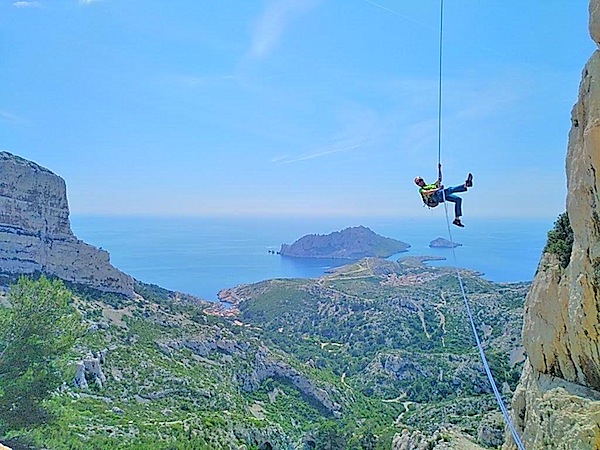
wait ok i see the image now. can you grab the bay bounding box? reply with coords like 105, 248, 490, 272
70, 216, 554, 301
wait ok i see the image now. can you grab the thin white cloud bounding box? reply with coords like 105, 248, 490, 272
248, 0, 319, 61
271, 154, 291, 163
0, 110, 25, 123
364, 0, 432, 30
274, 104, 379, 165
12, 1, 41, 7
276, 140, 364, 165
79, 0, 101, 4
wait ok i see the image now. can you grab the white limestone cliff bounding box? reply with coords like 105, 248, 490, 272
504, 1, 600, 448
0, 152, 133, 296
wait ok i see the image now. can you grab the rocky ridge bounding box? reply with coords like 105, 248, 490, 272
505, 1, 600, 448
0, 152, 133, 296
158, 337, 343, 417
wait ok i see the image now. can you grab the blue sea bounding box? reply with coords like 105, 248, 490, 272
70, 216, 554, 301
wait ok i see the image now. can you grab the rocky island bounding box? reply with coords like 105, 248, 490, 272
279, 225, 410, 259
429, 237, 462, 248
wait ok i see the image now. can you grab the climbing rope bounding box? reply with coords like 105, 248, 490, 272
440, 200, 526, 450
366, 0, 527, 444
435, 1, 525, 449
437, 0, 444, 167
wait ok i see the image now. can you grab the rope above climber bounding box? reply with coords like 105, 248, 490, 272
414, 163, 473, 227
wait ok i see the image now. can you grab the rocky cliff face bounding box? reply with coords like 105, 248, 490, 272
0, 152, 133, 296
504, 2, 600, 448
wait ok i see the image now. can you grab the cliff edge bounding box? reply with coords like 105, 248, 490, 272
0, 152, 133, 297
504, 2, 600, 448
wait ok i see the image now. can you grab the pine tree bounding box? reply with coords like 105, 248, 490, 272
0, 276, 82, 430
545, 212, 574, 268
314, 422, 347, 450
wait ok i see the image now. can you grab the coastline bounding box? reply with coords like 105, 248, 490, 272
70, 216, 551, 300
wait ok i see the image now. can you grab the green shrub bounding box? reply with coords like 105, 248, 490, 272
0, 276, 83, 431
545, 212, 574, 269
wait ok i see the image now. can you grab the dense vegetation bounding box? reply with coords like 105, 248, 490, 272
544, 212, 574, 268
0, 277, 82, 432
235, 258, 527, 447
0, 259, 527, 449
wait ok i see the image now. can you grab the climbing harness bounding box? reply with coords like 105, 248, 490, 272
423, 194, 440, 208
420, 185, 441, 208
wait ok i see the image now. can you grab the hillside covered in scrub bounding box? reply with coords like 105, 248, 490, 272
0, 256, 527, 449
0, 137, 528, 449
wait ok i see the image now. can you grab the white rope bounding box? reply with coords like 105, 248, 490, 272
370, 0, 527, 444
440, 195, 526, 450
434, 0, 524, 445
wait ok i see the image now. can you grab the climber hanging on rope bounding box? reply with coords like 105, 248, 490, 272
414, 164, 473, 227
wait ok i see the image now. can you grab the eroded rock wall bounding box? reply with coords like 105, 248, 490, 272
0, 152, 133, 296
505, 1, 600, 448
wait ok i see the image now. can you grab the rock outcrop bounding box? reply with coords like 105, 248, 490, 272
505, 2, 600, 448
279, 225, 410, 259
392, 428, 486, 450
159, 337, 343, 418
238, 347, 343, 418
0, 152, 133, 296
73, 349, 109, 389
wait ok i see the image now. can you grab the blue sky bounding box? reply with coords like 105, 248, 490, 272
0, 0, 594, 218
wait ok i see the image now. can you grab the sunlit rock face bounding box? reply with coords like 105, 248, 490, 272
504, 1, 600, 448
0, 152, 133, 296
